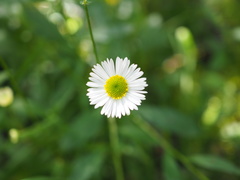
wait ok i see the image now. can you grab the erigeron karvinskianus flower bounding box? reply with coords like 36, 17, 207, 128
86, 57, 148, 118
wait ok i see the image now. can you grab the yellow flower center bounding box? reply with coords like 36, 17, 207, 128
104, 75, 128, 99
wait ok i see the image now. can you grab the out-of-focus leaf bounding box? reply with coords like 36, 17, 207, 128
162, 153, 183, 180
0, 71, 8, 84
190, 154, 240, 175
202, 72, 225, 90
123, 144, 156, 180
47, 78, 76, 113
22, 3, 64, 42
60, 110, 103, 151
4, 145, 32, 170
20, 114, 60, 141
139, 105, 200, 137
122, 143, 154, 165
21, 178, 63, 180
70, 149, 106, 180
120, 118, 156, 147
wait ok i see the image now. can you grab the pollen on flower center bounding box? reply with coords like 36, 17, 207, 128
104, 75, 128, 99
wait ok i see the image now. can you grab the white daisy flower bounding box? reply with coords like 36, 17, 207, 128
86, 57, 148, 118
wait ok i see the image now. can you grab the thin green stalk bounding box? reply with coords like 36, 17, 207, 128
82, 0, 99, 63
132, 116, 209, 180
108, 117, 124, 180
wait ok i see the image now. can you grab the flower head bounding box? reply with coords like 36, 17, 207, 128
86, 57, 148, 118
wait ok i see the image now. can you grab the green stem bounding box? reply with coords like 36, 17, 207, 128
132, 116, 209, 180
82, 0, 99, 63
108, 117, 124, 180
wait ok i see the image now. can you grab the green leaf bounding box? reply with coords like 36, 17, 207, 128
48, 77, 76, 113
20, 114, 60, 141
22, 3, 64, 42
0, 71, 8, 85
190, 154, 240, 175
162, 153, 183, 180
70, 149, 106, 180
21, 178, 63, 180
120, 119, 156, 147
60, 110, 103, 151
139, 105, 200, 137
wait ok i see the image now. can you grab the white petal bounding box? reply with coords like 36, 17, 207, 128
128, 82, 148, 88
101, 58, 115, 77
86, 82, 102, 88
102, 98, 114, 118
128, 91, 146, 100
120, 57, 131, 77
128, 77, 147, 84
95, 95, 109, 108
124, 64, 137, 79
89, 77, 102, 83
90, 94, 108, 105
92, 64, 109, 80
87, 87, 104, 92
134, 90, 148, 94
119, 100, 125, 118
101, 100, 109, 115
121, 97, 131, 115
122, 96, 136, 111
111, 100, 117, 118
87, 91, 106, 100
115, 57, 122, 75
116, 100, 123, 118
90, 72, 105, 82
127, 69, 144, 82
126, 93, 141, 105
128, 100, 138, 111
129, 86, 146, 91
109, 59, 115, 76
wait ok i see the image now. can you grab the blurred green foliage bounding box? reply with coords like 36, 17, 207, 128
0, 0, 240, 180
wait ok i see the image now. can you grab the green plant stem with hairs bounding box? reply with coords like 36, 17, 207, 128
132, 115, 209, 180
82, 1, 124, 180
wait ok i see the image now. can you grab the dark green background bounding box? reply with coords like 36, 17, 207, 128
0, 0, 240, 179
